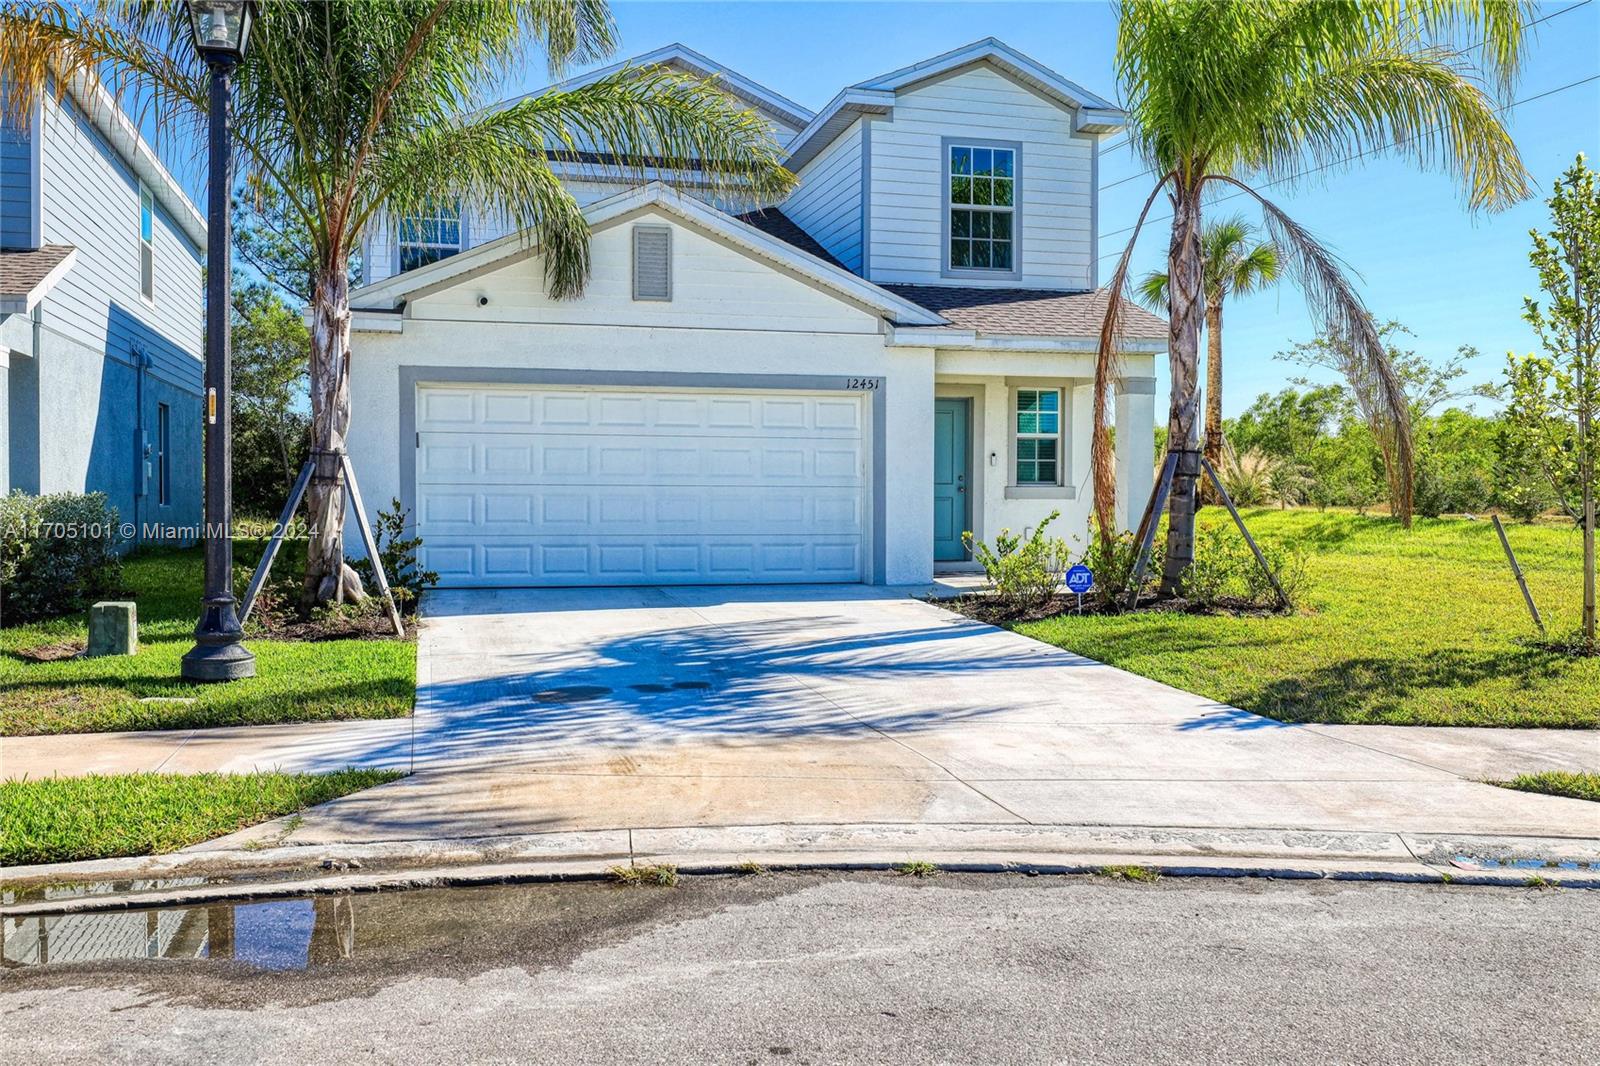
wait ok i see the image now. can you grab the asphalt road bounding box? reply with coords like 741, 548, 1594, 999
3, 873, 1596, 1064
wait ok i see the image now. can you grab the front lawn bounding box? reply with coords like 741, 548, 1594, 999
0, 770, 403, 865
1, 546, 416, 736
1013, 509, 1600, 728
1496, 771, 1600, 803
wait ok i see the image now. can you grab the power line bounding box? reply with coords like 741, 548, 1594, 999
1095, 69, 1600, 261
1094, 0, 1596, 196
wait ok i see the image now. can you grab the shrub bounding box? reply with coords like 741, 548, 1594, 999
1081, 519, 1163, 609
1217, 445, 1273, 507
0, 492, 124, 625
963, 511, 1072, 610
350, 498, 438, 612
1178, 524, 1305, 609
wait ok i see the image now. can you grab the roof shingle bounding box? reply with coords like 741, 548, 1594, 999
735, 208, 849, 271
0, 244, 77, 301
882, 284, 1168, 340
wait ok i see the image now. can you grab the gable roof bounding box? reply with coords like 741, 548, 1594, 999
490, 43, 815, 135
785, 37, 1126, 171
350, 182, 947, 327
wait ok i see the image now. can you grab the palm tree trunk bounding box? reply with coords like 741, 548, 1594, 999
301, 257, 366, 611
1160, 181, 1205, 595
1201, 299, 1225, 505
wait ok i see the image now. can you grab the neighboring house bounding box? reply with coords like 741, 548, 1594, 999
348, 39, 1165, 588
1, 75, 205, 543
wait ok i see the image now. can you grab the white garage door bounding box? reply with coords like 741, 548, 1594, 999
414, 383, 867, 587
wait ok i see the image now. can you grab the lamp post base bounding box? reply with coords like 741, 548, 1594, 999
181, 598, 256, 682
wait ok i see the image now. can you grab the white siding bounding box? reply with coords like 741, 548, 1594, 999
782, 117, 863, 271
406, 208, 884, 336
867, 65, 1094, 290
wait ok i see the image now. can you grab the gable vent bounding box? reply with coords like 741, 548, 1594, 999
632, 225, 672, 301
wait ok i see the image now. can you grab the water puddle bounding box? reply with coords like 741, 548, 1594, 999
1449, 855, 1595, 873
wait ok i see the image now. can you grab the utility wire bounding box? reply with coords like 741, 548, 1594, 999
1095, 0, 1596, 195
1095, 69, 1600, 261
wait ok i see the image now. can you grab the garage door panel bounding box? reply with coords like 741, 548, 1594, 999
418, 536, 863, 587
415, 486, 863, 536
416, 437, 864, 485
416, 384, 866, 587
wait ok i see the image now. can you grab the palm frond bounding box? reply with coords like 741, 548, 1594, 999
1093, 172, 1175, 546
1208, 174, 1414, 523
1134, 270, 1169, 313
1243, 45, 1532, 211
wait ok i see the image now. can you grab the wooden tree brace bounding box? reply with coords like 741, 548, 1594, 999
239, 452, 405, 637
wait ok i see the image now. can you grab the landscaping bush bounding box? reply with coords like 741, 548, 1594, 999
0, 491, 124, 625
1081, 519, 1162, 610
350, 498, 438, 612
1178, 524, 1305, 609
963, 510, 1072, 611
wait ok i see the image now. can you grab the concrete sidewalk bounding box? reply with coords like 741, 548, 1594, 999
4, 585, 1595, 869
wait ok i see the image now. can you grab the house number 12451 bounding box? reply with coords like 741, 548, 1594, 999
846, 378, 881, 390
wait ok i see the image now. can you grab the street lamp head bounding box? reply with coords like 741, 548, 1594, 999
186, 0, 256, 64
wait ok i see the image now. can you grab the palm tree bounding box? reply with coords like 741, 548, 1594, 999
1092, 0, 1531, 594
1135, 215, 1279, 496
1, 1, 794, 607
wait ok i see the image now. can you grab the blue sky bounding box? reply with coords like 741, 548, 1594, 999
558, 0, 1600, 417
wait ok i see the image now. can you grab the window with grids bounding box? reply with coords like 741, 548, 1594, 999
398, 203, 462, 272
139, 184, 155, 302
1015, 388, 1060, 484
948, 144, 1015, 272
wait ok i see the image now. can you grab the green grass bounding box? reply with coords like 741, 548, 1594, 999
609, 862, 680, 887
1097, 864, 1163, 883
893, 860, 939, 878
1, 546, 416, 736
1014, 510, 1600, 728
0, 769, 403, 865
1496, 771, 1600, 803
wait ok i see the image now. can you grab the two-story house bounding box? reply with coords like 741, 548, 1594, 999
1, 73, 206, 543
345, 39, 1165, 588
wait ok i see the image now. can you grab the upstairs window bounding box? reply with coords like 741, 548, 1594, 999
1014, 388, 1060, 485
947, 144, 1016, 274
139, 184, 155, 302
398, 203, 462, 272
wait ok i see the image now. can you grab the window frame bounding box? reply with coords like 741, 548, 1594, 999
1012, 386, 1062, 487
941, 137, 1022, 281
138, 182, 156, 304
395, 202, 466, 274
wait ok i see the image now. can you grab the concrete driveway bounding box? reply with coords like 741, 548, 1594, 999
178, 583, 1596, 846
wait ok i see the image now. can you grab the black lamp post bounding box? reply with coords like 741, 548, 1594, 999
181, 0, 257, 682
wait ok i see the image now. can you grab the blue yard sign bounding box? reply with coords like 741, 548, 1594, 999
1064, 565, 1094, 595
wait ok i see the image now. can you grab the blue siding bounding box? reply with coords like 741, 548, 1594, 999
39, 87, 203, 394
0, 89, 32, 248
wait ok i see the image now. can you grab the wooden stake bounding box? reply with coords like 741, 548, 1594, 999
1491, 513, 1546, 634
341, 453, 406, 638
240, 460, 312, 624
1199, 455, 1289, 611
1125, 451, 1178, 608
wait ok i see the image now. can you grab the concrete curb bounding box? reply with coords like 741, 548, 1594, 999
6, 822, 1597, 915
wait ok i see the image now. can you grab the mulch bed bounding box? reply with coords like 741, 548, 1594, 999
941, 591, 1288, 625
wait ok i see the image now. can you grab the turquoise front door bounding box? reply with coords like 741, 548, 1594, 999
933, 398, 971, 562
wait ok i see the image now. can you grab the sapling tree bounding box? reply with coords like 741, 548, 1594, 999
1504, 154, 1600, 643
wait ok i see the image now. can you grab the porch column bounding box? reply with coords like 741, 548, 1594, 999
1114, 376, 1157, 532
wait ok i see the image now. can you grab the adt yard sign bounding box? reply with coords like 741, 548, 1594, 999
1065, 565, 1094, 595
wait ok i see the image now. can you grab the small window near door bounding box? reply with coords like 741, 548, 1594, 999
1015, 388, 1060, 484
157, 402, 171, 506
139, 184, 156, 302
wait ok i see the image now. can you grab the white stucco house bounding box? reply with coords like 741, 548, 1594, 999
345, 39, 1165, 588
